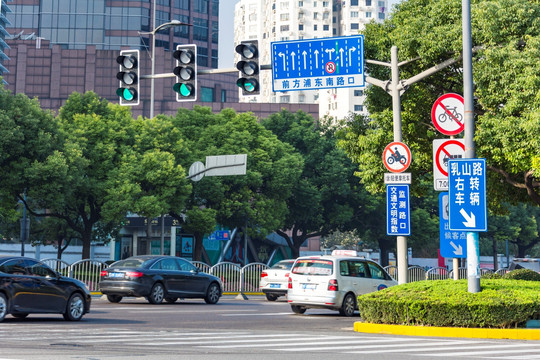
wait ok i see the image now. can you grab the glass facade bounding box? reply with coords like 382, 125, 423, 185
0, 0, 12, 82
7, 0, 218, 68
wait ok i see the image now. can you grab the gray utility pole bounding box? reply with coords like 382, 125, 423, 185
365, 47, 472, 285
462, 0, 480, 293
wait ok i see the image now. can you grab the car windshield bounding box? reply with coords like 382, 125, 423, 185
111, 258, 146, 268
292, 259, 333, 275
271, 260, 294, 270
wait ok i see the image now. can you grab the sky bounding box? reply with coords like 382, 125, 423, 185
218, 0, 402, 68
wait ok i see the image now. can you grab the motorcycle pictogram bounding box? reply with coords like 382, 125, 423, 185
387, 147, 407, 165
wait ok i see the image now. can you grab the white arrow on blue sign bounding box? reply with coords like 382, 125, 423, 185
448, 158, 487, 232
386, 184, 410, 236
271, 35, 364, 92
439, 193, 467, 258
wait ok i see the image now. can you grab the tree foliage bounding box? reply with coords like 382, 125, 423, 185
338, 0, 540, 209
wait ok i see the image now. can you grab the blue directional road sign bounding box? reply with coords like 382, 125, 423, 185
439, 193, 467, 258
386, 184, 410, 236
271, 35, 364, 92
448, 158, 487, 232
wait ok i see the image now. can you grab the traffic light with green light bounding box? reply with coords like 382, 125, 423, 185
116, 50, 139, 106
235, 40, 260, 95
173, 44, 197, 101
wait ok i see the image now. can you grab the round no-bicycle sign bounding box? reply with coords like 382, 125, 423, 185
431, 93, 465, 136
383, 142, 411, 173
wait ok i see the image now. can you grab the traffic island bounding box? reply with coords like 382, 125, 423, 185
354, 322, 540, 340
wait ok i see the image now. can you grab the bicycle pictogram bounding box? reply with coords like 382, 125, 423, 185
438, 106, 463, 123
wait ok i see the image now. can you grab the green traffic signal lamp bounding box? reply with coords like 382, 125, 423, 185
116, 50, 140, 106
235, 40, 260, 96
173, 44, 197, 102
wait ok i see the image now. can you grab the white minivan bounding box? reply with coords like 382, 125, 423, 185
287, 250, 397, 316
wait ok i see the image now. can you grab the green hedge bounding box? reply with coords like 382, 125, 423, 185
357, 279, 540, 328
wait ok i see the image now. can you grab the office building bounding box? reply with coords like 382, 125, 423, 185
0, 0, 12, 83
234, 0, 388, 120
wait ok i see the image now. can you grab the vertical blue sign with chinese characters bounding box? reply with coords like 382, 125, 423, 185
448, 159, 487, 232
439, 193, 467, 258
386, 184, 410, 236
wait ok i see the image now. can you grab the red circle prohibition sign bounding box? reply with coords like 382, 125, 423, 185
431, 93, 465, 136
325, 61, 336, 74
383, 142, 411, 173
435, 139, 465, 176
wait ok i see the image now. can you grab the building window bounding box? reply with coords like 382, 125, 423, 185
249, 13, 257, 21
366, 0, 372, 6
354, 89, 364, 96
378, 12, 385, 20
323, 1, 330, 7
314, 24, 318, 31
378, 1, 385, 7
354, 105, 364, 111
351, 24, 359, 30
351, 11, 359, 18
280, 13, 289, 21
221, 90, 227, 102
299, 95, 305, 102
201, 87, 214, 102
193, 17, 209, 41
175, 0, 190, 10
299, 1, 303, 7
280, 25, 289, 32
351, 0, 359, 5
280, 95, 290, 103
323, 24, 329, 31
299, 24, 304, 31
194, 0, 208, 13
313, 12, 318, 19
366, 12, 372, 18
280, 2, 289, 9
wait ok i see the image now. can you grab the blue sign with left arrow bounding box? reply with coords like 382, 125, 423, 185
271, 35, 364, 92
448, 158, 487, 232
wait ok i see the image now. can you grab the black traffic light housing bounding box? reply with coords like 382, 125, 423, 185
173, 44, 197, 102
116, 50, 139, 106
235, 40, 260, 95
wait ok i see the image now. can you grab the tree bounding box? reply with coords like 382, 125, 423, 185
21, 92, 137, 258
261, 110, 376, 259
337, 0, 540, 258
339, 0, 540, 207
171, 107, 303, 261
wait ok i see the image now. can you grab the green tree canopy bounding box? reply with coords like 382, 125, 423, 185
339, 0, 540, 209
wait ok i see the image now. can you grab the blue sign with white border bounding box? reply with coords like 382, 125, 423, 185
439, 193, 467, 258
386, 184, 410, 236
271, 35, 364, 92
448, 158, 487, 232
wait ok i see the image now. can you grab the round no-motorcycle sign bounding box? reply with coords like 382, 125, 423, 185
431, 93, 465, 136
383, 142, 411, 173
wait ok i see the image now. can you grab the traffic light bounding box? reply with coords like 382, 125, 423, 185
235, 40, 260, 95
116, 50, 139, 106
173, 44, 197, 101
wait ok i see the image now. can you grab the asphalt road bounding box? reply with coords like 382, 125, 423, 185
0, 295, 538, 360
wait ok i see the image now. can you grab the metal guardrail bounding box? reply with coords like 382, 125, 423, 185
38, 258, 511, 295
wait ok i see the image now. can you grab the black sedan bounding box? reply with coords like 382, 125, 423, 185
0, 256, 91, 322
99, 255, 222, 305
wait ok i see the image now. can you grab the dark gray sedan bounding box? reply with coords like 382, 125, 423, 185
99, 255, 222, 305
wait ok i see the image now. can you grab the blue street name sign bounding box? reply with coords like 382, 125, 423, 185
271, 35, 364, 92
448, 158, 487, 232
386, 184, 410, 236
439, 193, 467, 258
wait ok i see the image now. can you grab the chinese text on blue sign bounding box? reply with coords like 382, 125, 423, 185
386, 184, 410, 236
271, 35, 364, 92
448, 159, 487, 232
439, 193, 467, 258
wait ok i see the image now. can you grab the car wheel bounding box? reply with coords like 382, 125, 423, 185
339, 293, 356, 317
107, 295, 123, 303
148, 283, 165, 304
165, 297, 178, 304
12, 313, 29, 319
63, 293, 85, 321
204, 282, 221, 304
291, 305, 306, 314
265, 293, 278, 301
0, 293, 7, 322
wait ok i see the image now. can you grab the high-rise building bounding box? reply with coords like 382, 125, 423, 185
0, 0, 12, 84
7, 0, 220, 67
234, 0, 388, 120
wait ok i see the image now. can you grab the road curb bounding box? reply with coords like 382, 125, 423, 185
354, 322, 540, 340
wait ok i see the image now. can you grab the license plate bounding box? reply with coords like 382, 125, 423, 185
109, 272, 124, 278
301, 283, 317, 290
269, 283, 281, 288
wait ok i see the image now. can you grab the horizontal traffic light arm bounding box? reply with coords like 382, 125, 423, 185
139, 64, 272, 79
